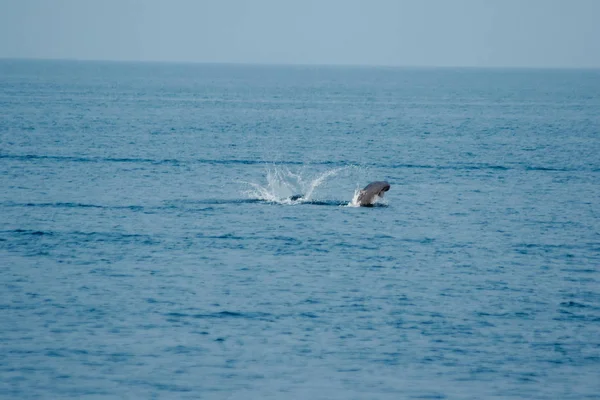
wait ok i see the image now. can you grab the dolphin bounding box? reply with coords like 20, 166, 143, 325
286, 181, 390, 206
356, 181, 390, 206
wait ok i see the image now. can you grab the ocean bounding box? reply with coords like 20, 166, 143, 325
1, 59, 599, 399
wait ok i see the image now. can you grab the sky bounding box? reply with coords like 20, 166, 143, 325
1, 0, 599, 68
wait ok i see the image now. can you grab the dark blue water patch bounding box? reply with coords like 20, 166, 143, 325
410, 393, 448, 399
203, 233, 246, 240
525, 166, 572, 172
146, 298, 177, 305
0, 201, 146, 212
0, 229, 161, 251
555, 310, 600, 322
271, 235, 303, 245
560, 301, 595, 309
299, 312, 319, 319
165, 311, 274, 321
514, 242, 598, 256
4, 152, 599, 172
399, 237, 436, 244
398, 162, 510, 171
2, 228, 55, 236
163, 345, 206, 355
0, 153, 307, 166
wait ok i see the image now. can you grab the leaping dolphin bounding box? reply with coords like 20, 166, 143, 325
356, 181, 390, 206
287, 181, 390, 206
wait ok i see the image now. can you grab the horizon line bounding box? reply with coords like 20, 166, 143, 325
1, 56, 600, 71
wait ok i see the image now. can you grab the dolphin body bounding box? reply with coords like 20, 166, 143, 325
286, 181, 390, 206
356, 181, 390, 206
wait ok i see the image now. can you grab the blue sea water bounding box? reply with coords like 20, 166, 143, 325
1, 59, 599, 399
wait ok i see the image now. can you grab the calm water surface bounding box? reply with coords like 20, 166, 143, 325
1, 60, 599, 399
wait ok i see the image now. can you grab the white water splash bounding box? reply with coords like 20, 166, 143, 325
347, 186, 389, 207
348, 187, 362, 207
243, 165, 347, 204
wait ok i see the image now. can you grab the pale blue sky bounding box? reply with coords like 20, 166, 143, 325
1, 0, 599, 67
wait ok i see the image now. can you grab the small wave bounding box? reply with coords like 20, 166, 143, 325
560, 301, 591, 309
165, 311, 273, 320
1, 229, 157, 244
1, 201, 136, 210
525, 166, 570, 172
6, 229, 52, 236
4, 153, 596, 172
0, 202, 150, 214
0, 153, 327, 167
